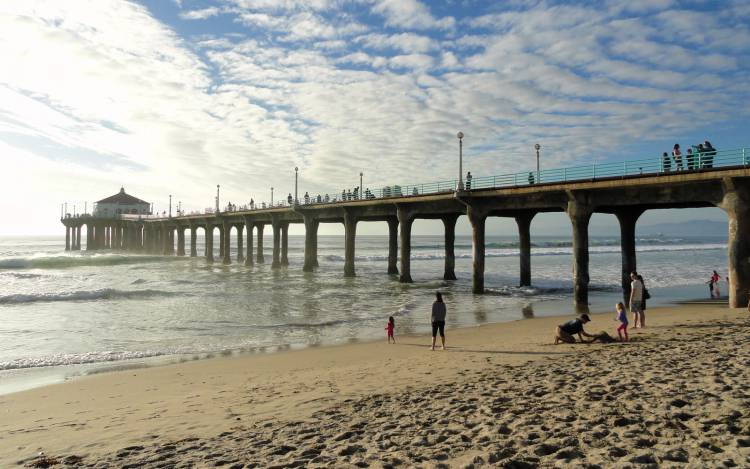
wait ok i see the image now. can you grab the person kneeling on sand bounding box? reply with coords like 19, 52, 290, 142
554, 314, 597, 344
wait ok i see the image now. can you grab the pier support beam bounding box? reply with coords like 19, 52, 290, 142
720, 179, 750, 308
75, 225, 82, 250
244, 218, 253, 266
161, 225, 169, 255
467, 206, 487, 294
567, 199, 593, 313
65, 226, 71, 251
515, 212, 536, 287
256, 224, 265, 264
237, 224, 244, 263
189, 225, 197, 257
344, 210, 358, 277
387, 217, 399, 275
281, 222, 289, 266
177, 227, 186, 256
218, 226, 225, 260
86, 224, 92, 251
397, 206, 414, 283
615, 209, 644, 307
303, 215, 319, 272
271, 219, 281, 268
222, 222, 231, 265
442, 214, 459, 280
205, 224, 214, 263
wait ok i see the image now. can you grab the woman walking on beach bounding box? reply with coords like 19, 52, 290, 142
711, 270, 721, 298
385, 316, 395, 344
431, 291, 447, 351
615, 302, 628, 342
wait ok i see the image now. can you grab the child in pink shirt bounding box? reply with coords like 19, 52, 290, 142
385, 316, 395, 344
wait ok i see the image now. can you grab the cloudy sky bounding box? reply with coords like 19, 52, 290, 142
1, 0, 748, 236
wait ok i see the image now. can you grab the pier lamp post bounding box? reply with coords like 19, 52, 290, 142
535, 143, 541, 184
457, 131, 464, 191
169, 195, 172, 218
294, 166, 299, 205
73, 204, 76, 217
84, 202, 87, 215
271, 187, 274, 206
360, 172, 363, 199
178, 201, 181, 215
216, 185, 220, 213
60, 203, 63, 219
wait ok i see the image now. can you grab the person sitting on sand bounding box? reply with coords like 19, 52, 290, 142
554, 314, 597, 344
615, 302, 628, 342
431, 291, 447, 351
385, 316, 395, 344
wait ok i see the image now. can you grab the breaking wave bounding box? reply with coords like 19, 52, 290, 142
0, 288, 181, 305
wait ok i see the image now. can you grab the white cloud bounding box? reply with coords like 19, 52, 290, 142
371, 0, 455, 30
357, 32, 436, 53
180, 7, 220, 20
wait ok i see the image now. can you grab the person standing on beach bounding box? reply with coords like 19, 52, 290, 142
615, 302, 628, 342
630, 271, 645, 328
385, 316, 395, 344
711, 270, 721, 298
431, 291, 447, 351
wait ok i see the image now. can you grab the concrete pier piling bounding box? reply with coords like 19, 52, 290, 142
515, 212, 535, 287
222, 222, 231, 265
303, 215, 319, 272
237, 224, 244, 263
567, 199, 593, 313
244, 218, 254, 266
721, 179, 750, 308
615, 208, 643, 306
467, 206, 486, 294
271, 220, 281, 268
397, 206, 413, 283
344, 210, 357, 277
281, 222, 289, 266
190, 225, 197, 257
256, 223, 265, 264
387, 217, 399, 275
442, 214, 458, 281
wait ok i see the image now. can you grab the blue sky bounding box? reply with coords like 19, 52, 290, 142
0, 0, 748, 235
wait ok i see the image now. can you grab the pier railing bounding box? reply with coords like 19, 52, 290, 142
115, 146, 747, 220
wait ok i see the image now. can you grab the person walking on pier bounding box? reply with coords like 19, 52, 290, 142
287, 193, 293, 205
431, 291, 447, 351
630, 271, 645, 328
686, 148, 695, 170
662, 152, 671, 173
466, 171, 472, 190
703, 141, 716, 168
672, 144, 683, 171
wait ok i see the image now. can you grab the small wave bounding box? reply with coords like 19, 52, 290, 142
131, 278, 147, 284
0, 254, 179, 270
0, 350, 169, 371
0, 288, 181, 305
0, 272, 43, 279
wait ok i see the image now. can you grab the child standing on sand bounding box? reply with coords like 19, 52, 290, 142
385, 316, 395, 344
615, 302, 628, 342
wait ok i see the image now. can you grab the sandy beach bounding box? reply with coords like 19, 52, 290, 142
3, 304, 749, 468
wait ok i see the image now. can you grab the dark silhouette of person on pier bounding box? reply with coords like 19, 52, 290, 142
703, 141, 716, 168
662, 152, 671, 172
672, 144, 682, 170
287, 193, 293, 205
465, 171, 472, 190
304, 192, 310, 204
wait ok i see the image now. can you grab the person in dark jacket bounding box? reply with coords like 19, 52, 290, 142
431, 291, 447, 351
554, 314, 596, 344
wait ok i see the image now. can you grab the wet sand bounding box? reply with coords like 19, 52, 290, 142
3, 305, 749, 467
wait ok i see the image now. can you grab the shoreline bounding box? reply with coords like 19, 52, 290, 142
2, 304, 746, 466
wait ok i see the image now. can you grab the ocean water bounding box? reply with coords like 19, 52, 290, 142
0, 234, 728, 394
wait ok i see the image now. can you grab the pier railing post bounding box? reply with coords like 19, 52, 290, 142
397, 205, 414, 283
615, 208, 645, 307
442, 214, 459, 280
566, 197, 594, 313
344, 209, 358, 277
720, 178, 750, 308
387, 217, 399, 275
515, 211, 536, 287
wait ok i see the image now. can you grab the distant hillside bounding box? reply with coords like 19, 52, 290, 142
638, 219, 727, 237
